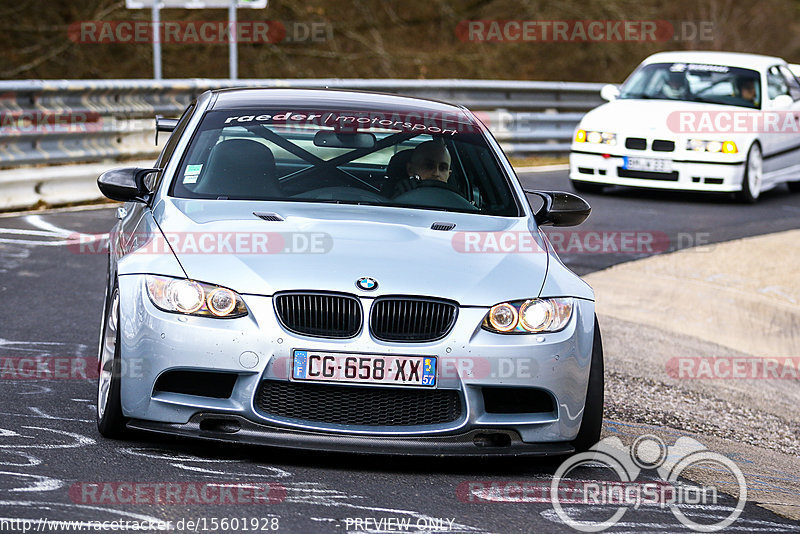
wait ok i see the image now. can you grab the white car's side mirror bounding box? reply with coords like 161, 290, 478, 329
771, 94, 794, 109
600, 84, 620, 102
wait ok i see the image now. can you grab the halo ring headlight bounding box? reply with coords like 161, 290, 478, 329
519, 299, 554, 332
169, 280, 204, 314
488, 303, 518, 332
207, 288, 237, 317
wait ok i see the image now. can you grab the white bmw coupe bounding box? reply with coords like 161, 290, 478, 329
570, 51, 800, 202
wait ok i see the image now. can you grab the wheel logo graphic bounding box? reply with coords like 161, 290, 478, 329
550, 434, 747, 532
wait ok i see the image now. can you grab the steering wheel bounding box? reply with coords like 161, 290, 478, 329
393, 181, 478, 211
291, 186, 388, 203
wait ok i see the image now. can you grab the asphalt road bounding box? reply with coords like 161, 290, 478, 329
0, 171, 798, 533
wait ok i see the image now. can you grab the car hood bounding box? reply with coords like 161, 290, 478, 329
581, 99, 755, 138
152, 198, 551, 306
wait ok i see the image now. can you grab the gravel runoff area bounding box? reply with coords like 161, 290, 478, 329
587, 230, 800, 520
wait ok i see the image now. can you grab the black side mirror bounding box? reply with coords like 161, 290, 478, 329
97, 167, 160, 203
524, 190, 591, 227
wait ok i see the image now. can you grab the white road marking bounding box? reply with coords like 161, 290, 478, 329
24, 215, 76, 237
169, 463, 292, 479
0, 204, 115, 219
0, 215, 107, 247
515, 164, 570, 173
0, 451, 41, 467
0, 470, 64, 493
17, 384, 53, 395
0, 427, 95, 449
0, 411, 92, 423
0, 501, 165, 523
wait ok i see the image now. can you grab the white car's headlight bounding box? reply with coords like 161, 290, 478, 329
575, 129, 616, 146
686, 139, 738, 153
483, 298, 573, 334
145, 275, 248, 318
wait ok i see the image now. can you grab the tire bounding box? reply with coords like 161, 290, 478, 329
736, 144, 763, 203
571, 316, 604, 453
787, 181, 800, 193
571, 180, 605, 194
96, 285, 128, 438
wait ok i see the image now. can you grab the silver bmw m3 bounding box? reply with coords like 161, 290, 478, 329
95, 88, 603, 456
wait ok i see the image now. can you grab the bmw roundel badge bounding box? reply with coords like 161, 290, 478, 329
356, 277, 378, 291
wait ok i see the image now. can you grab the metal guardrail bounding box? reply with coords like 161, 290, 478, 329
0, 78, 604, 209
0, 78, 603, 166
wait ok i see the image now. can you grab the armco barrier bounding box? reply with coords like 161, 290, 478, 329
0, 79, 604, 209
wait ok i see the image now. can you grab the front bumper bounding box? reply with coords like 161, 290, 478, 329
117, 274, 596, 453
569, 149, 746, 192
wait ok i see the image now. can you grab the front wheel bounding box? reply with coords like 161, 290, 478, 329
787, 181, 800, 193
97, 286, 128, 438
571, 315, 604, 453
736, 144, 763, 203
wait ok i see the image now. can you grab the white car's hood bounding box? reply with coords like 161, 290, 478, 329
151, 198, 550, 306
581, 99, 754, 138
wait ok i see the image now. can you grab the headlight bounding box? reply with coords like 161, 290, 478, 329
145, 275, 248, 318
686, 139, 738, 154
576, 130, 616, 145
483, 298, 573, 334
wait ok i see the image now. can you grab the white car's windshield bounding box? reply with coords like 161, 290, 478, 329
619, 62, 761, 109
171, 109, 520, 216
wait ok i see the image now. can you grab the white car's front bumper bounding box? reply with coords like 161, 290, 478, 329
569, 149, 746, 192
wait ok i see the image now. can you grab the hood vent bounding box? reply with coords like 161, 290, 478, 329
254, 211, 284, 222
431, 222, 456, 231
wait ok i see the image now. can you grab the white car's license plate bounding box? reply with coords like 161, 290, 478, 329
292, 350, 437, 387
623, 157, 673, 173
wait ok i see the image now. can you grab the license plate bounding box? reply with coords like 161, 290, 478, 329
292, 350, 436, 387
623, 157, 672, 172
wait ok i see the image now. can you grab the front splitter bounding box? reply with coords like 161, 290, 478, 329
127, 413, 575, 457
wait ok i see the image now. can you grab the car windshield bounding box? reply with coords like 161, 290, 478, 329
619, 62, 761, 109
170, 109, 520, 216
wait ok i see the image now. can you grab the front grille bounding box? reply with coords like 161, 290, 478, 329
625, 137, 647, 150
370, 297, 457, 342
274, 292, 362, 338
652, 140, 675, 152
617, 168, 679, 181
256, 380, 462, 426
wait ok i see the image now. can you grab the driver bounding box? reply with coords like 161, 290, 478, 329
738, 78, 758, 106
661, 70, 688, 99
406, 139, 452, 183
392, 139, 455, 197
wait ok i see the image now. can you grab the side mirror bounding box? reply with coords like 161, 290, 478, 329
524, 190, 591, 227
771, 94, 794, 110
600, 84, 620, 102
97, 167, 159, 203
